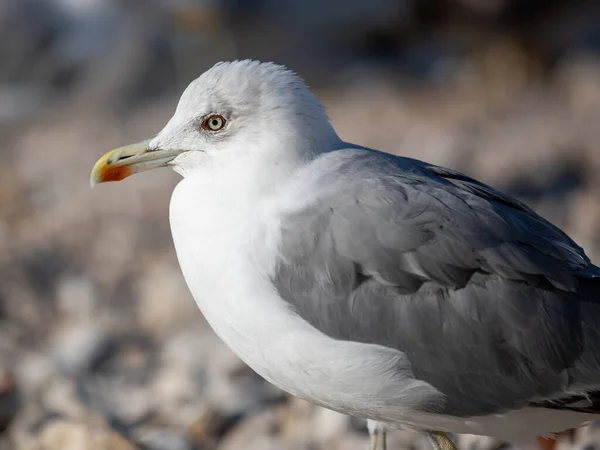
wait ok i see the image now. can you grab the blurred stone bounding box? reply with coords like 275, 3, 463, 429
567, 423, 600, 449
72, 334, 156, 426
457, 434, 502, 450
55, 276, 97, 322
568, 189, 600, 253
279, 398, 314, 441
311, 406, 350, 443
14, 352, 54, 397
328, 434, 369, 450
278, 397, 350, 448
0, 86, 47, 125
18, 419, 138, 450
79, 377, 152, 426
205, 342, 283, 418
329, 427, 425, 450
557, 55, 600, 117
151, 365, 204, 427
454, 0, 506, 15
90, 218, 138, 285
133, 426, 194, 450
136, 261, 199, 337
219, 407, 308, 450
186, 407, 221, 448
50, 325, 111, 376
393, 430, 432, 450
222, 436, 307, 450
279, 398, 350, 445
40, 377, 83, 418
0, 370, 19, 432
150, 328, 213, 426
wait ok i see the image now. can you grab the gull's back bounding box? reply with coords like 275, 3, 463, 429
270, 145, 600, 438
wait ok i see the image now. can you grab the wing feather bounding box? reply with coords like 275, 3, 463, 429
272, 148, 600, 417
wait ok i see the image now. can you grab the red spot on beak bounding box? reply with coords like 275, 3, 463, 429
98, 164, 134, 182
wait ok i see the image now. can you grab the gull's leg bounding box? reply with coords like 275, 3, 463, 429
367, 420, 387, 450
426, 431, 458, 450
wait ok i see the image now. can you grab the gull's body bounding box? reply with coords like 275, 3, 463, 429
92, 60, 600, 448
169, 149, 600, 443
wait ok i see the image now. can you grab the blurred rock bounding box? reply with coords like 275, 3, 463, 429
457, 434, 502, 450
185, 408, 219, 448
280, 397, 351, 445
18, 419, 138, 450
14, 352, 54, 396
135, 261, 199, 338
77, 335, 156, 426
329, 428, 425, 450
39, 377, 85, 419
311, 406, 350, 444
50, 325, 111, 376
150, 328, 214, 426
133, 425, 195, 450
0, 370, 19, 432
219, 407, 307, 450
205, 343, 283, 418
54, 276, 97, 322
568, 424, 600, 450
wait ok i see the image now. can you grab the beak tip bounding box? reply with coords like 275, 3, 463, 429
90, 139, 160, 187
90, 166, 101, 188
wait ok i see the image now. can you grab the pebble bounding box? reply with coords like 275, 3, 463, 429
0, 370, 19, 432
133, 426, 195, 450
219, 408, 308, 450
17, 419, 138, 450
50, 326, 111, 376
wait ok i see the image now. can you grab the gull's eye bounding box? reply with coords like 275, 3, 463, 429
201, 114, 226, 131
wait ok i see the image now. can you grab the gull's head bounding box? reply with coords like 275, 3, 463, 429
91, 60, 339, 186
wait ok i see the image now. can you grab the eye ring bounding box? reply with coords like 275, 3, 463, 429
201, 114, 226, 131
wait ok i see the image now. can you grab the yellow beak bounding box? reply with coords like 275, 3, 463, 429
90, 140, 182, 187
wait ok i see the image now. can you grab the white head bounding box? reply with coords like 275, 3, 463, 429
91, 60, 341, 186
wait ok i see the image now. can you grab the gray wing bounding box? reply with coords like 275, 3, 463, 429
272, 148, 600, 417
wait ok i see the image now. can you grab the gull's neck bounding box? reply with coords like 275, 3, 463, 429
168, 146, 304, 361
173, 133, 343, 200
183, 156, 301, 199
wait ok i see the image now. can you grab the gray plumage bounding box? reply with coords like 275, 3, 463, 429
273, 147, 600, 418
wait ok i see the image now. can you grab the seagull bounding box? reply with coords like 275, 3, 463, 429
90, 60, 600, 450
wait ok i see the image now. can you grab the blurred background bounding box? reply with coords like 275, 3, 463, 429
2, 0, 600, 449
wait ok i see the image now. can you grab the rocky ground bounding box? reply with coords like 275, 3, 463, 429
2, 46, 600, 449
